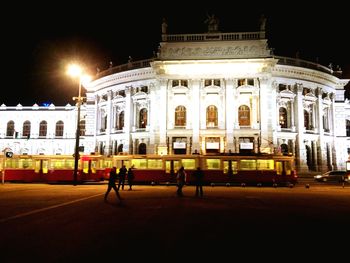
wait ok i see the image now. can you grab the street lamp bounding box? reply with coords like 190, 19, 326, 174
67, 64, 91, 185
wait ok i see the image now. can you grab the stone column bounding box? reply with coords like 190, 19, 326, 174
105, 90, 113, 155
191, 79, 201, 152
295, 83, 308, 173
157, 79, 168, 153
124, 86, 132, 153
225, 78, 234, 152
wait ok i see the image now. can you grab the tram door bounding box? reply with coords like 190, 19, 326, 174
166, 160, 180, 181
35, 159, 48, 181
81, 159, 98, 180
276, 161, 291, 176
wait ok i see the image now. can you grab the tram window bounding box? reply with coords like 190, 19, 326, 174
99, 159, 110, 169
181, 159, 196, 169
223, 161, 238, 174
257, 160, 274, 170
124, 160, 131, 168
21, 159, 32, 169
148, 159, 163, 169
240, 160, 256, 170
65, 159, 74, 169
50, 159, 63, 169
206, 159, 220, 169
7, 159, 15, 168
131, 159, 147, 169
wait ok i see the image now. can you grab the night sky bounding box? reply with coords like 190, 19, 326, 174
2, 2, 349, 106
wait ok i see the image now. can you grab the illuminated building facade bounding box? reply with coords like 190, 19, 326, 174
0, 26, 349, 173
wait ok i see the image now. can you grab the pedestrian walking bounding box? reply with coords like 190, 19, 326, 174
127, 165, 135, 190
104, 167, 122, 202
117, 165, 127, 190
176, 166, 187, 197
193, 167, 204, 197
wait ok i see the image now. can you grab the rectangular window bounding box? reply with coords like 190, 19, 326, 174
257, 159, 274, 170
204, 79, 211, 86
131, 159, 147, 169
181, 159, 196, 169
180, 80, 188, 87
172, 80, 179, 87
148, 159, 163, 169
247, 79, 254, 86
206, 159, 220, 169
240, 160, 256, 170
213, 79, 221, 86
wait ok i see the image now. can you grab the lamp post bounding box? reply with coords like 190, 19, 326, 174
67, 64, 90, 185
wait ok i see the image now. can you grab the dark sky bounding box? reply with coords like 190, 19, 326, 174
2, 2, 349, 106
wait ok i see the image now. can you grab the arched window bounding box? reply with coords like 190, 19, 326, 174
79, 120, 86, 136
6, 121, 15, 137
175, 106, 186, 126
206, 105, 218, 127
22, 120, 31, 138
139, 108, 147, 128
118, 111, 124, 130
55, 121, 64, 137
279, 108, 288, 128
323, 108, 330, 132
346, 120, 350, 137
304, 110, 311, 130
39, 121, 47, 137
238, 105, 250, 126
100, 110, 107, 132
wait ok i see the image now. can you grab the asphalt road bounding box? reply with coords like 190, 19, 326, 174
1, 182, 349, 262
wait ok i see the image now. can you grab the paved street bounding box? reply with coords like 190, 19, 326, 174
1, 182, 350, 261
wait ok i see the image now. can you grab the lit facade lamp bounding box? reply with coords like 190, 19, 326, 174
67, 64, 91, 185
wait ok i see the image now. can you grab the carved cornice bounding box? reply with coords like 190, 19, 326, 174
159, 40, 271, 60
273, 65, 338, 86
113, 102, 126, 112
90, 68, 155, 92
279, 89, 296, 99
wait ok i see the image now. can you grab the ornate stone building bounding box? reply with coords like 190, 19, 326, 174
1, 24, 349, 173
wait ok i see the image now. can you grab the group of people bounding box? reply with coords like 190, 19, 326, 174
104, 165, 205, 202
104, 165, 135, 203
176, 166, 204, 197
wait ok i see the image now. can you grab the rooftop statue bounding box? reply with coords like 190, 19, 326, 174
259, 14, 267, 31
205, 14, 219, 33
161, 18, 168, 34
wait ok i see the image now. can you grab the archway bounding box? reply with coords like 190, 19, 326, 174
138, 143, 146, 154
305, 145, 312, 170
280, 143, 289, 155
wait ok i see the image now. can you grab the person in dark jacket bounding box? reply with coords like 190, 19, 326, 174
117, 165, 127, 190
127, 165, 135, 190
104, 167, 122, 202
193, 167, 204, 197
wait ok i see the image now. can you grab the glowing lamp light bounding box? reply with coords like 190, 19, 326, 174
67, 64, 83, 77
